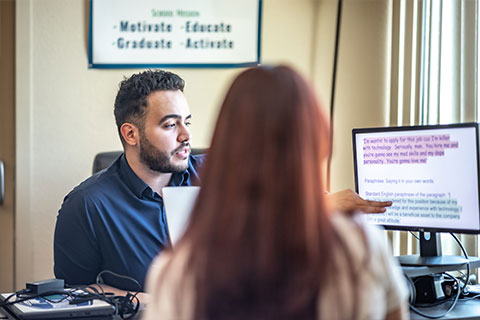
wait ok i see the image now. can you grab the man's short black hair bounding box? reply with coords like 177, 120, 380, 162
114, 69, 185, 143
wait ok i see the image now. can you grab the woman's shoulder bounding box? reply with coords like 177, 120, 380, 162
324, 212, 409, 319
146, 245, 192, 291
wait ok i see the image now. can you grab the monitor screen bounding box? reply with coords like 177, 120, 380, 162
352, 123, 480, 234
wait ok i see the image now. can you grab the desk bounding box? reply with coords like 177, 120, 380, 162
410, 298, 480, 320
0, 304, 142, 319
402, 257, 480, 277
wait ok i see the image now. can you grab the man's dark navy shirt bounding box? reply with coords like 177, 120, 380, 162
53, 153, 205, 291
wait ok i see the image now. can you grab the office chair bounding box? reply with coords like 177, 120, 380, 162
92, 148, 207, 174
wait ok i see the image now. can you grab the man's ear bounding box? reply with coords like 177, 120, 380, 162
120, 123, 139, 146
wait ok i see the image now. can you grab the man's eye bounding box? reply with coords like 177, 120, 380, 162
165, 123, 176, 128
185, 122, 192, 127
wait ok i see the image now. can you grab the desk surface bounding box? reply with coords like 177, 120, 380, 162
0, 306, 142, 320
402, 257, 480, 277
410, 298, 480, 320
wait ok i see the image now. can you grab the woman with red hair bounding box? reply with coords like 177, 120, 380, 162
144, 65, 408, 319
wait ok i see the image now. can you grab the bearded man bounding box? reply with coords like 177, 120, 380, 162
54, 70, 203, 300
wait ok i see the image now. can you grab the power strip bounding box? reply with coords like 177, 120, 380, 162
26, 279, 65, 295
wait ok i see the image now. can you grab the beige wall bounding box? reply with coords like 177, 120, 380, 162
329, 0, 392, 192
15, 0, 321, 288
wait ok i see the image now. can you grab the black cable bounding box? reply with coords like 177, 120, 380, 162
94, 270, 141, 319
455, 269, 467, 280
404, 273, 416, 305
95, 270, 141, 293
449, 232, 470, 294
409, 231, 420, 240
326, 0, 343, 190
0, 292, 22, 308
461, 293, 480, 301
67, 283, 138, 319
0, 292, 20, 306
68, 284, 120, 316
409, 273, 461, 319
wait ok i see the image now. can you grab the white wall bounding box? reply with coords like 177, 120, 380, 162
15, 0, 318, 288
329, 0, 392, 192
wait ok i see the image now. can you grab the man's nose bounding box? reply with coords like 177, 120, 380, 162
178, 123, 191, 143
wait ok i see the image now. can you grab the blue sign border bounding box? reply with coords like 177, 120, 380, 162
88, 0, 262, 69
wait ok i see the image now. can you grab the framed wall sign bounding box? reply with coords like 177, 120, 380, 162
88, 0, 262, 68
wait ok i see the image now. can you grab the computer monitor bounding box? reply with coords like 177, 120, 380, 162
352, 123, 480, 267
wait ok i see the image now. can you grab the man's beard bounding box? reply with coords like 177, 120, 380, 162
139, 131, 190, 173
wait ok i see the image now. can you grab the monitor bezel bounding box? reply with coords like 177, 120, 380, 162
352, 122, 480, 234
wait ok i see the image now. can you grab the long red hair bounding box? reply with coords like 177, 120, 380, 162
180, 65, 340, 318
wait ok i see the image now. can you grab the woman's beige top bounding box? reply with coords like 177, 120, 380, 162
144, 213, 408, 320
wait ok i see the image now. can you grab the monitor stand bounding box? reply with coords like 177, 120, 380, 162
397, 232, 469, 267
